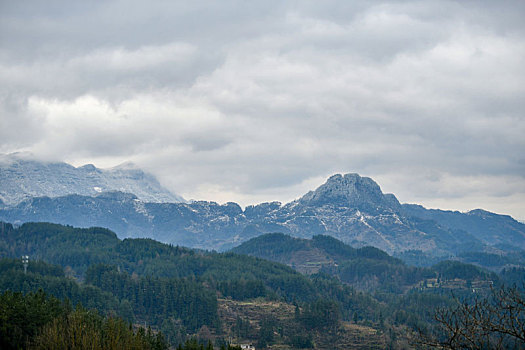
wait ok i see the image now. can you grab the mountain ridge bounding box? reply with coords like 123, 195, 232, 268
230, 233, 499, 292
1, 171, 524, 261
0, 153, 184, 205
1, 157, 524, 260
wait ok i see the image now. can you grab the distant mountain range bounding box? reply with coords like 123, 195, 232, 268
0, 153, 184, 205
1, 156, 524, 262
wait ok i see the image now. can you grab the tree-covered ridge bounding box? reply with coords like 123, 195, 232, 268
1, 221, 523, 348
0, 222, 505, 296
231, 233, 400, 264
0, 222, 120, 276
0, 222, 302, 284
0, 258, 127, 318
231, 233, 501, 293
0, 224, 377, 312
0, 222, 413, 347
1, 222, 385, 307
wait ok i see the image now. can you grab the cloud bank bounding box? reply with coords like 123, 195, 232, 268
1, 0, 524, 219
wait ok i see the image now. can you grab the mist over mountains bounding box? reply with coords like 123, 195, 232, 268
0, 153, 185, 205
1, 156, 524, 262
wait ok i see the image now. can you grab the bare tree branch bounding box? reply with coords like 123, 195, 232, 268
416, 285, 525, 349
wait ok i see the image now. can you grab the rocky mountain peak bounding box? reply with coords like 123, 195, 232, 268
298, 173, 400, 212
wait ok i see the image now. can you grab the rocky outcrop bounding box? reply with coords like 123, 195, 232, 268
2, 172, 524, 256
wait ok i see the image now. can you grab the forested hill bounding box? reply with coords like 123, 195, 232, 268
0, 221, 420, 348
0, 222, 310, 296
1, 222, 524, 348
232, 233, 399, 266
231, 233, 502, 293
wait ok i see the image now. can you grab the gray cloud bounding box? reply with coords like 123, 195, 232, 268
1, 0, 524, 220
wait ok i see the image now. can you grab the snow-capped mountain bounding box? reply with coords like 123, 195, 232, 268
1, 171, 524, 259
0, 153, 184, 205
241, 173, 484, 255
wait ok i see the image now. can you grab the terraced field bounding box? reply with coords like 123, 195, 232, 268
217, 298, 389, 349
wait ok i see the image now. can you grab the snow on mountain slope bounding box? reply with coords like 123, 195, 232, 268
0, 153, 184, 205
1, 165, 524, 257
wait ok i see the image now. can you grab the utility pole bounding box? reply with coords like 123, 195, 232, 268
22, 255, 29, 274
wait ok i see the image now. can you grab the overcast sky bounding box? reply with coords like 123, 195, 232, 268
1, 0, 524, 220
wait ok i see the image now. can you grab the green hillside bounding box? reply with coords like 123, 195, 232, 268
1, 222, 522, 349
0, 222, 413, 348
231, 233, 499, 293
